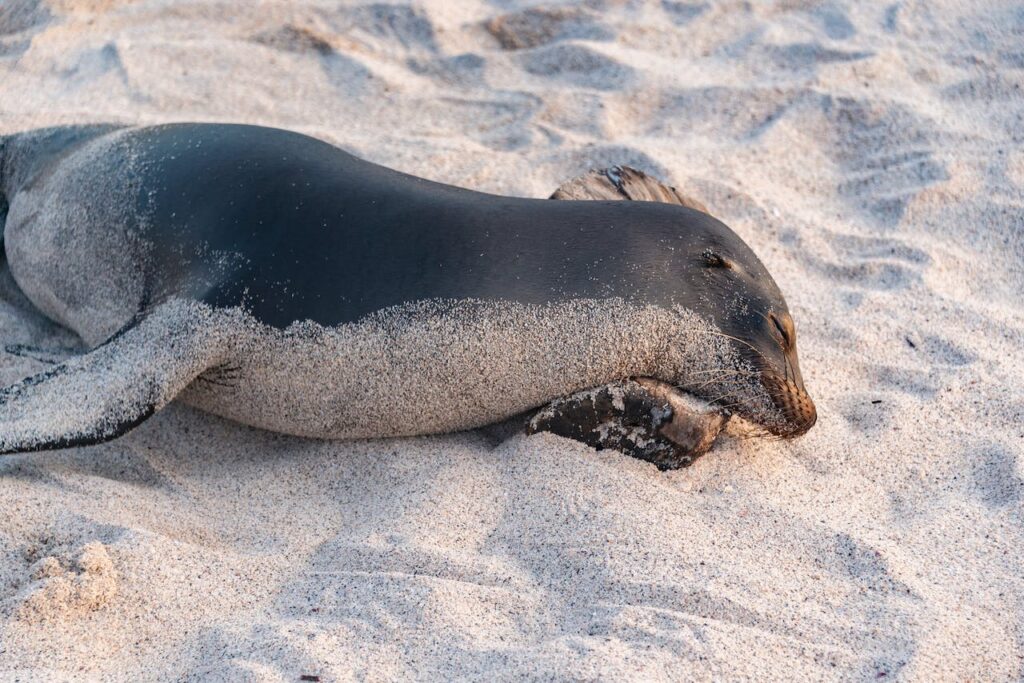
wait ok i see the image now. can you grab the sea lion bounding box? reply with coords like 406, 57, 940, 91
0, 123, 815, 466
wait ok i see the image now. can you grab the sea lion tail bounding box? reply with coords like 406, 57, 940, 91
0, 299, 229, 455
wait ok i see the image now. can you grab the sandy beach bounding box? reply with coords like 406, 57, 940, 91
1, 0, 1023, 680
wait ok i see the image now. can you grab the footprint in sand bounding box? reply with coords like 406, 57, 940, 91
520, 43, 634, 91
818, 231, 932, 291
970, 445, 1024, 509
0, 0, 49, 40
486, 6, 612, 50
821, 96, 950, 225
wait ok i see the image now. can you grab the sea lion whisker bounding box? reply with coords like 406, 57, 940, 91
685, 381, 737, 395
196, 376, 238, 389
685, 367, 759, 379
681, 368, 761, 389
703, 330, 777, 371
711, 400, 750, 413
681, 371, 755, 392
705, 393, 748, 408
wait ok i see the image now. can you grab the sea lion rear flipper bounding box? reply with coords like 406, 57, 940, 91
4, 343, 80, 365
0, 300, 226, 455
550, 166, 709, 213
527, 378, 726, 470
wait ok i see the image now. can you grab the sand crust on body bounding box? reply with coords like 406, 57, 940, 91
179, 297, 769, 439
1, 0, 1024, 681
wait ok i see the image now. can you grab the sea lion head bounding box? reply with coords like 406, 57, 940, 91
676, 214, 817, 438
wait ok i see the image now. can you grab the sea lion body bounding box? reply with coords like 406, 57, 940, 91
0, 123, 815, 455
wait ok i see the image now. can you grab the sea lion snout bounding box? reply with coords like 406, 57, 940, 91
750, 309, 816, 437
762, 374, 817, 437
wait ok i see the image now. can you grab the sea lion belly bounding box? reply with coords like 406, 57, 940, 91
178, 298, 726, 440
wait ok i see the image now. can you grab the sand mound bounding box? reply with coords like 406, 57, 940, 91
15, 542, 118, 622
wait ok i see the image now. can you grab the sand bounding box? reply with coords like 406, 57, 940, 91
1, 0, 1022, 680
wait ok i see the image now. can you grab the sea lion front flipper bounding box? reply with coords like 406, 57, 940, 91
632, 378, 727, 458
0, 300, 227, 455
550, 166, 709, 214
527, 379, 726, 470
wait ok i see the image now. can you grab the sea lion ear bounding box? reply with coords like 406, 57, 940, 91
701, 250, 734, 269
550, 165, 710, 214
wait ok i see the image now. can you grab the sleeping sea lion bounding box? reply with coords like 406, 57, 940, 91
0, 123, 815, 467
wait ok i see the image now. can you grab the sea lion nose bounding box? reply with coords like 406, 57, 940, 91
786, 393, 817, 436
764, 375, 817, 437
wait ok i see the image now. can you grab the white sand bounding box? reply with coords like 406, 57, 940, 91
1, 0, 1022, 680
